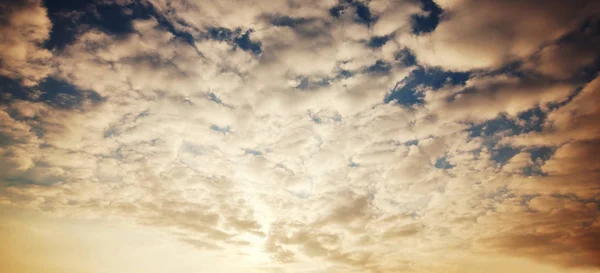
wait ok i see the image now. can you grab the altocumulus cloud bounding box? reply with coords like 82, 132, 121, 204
1, 0, 600, 273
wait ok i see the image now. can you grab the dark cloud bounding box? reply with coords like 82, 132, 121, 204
524, 18, 600, 81
479, 206, 600, 267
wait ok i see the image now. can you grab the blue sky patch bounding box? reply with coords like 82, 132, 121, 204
43, 0, 196, 50
468, 114, 522, 138
335, 69, 354, 79
270, 15, 313, 27
207, 27, 236, 42
206, 27, 262, 55
0, 76, 30, 103
364, 60, 392, 75
348, 158, 360, 168
234, 30, 262, 55
528, 146, 555, 163
210, 124, 231, 134
0, 76, 103, 110
411, 0, 443, 34
296, 77, 331, 90
44, 0, 136, 49
434, 155, 454, 169
329, 4, 345, 17
386, 84, 425, 106
208, 92, 223, 104
386, 67, 470, 106
354, 1, 375, 25
244, 149, 262, 156
517, 107, 546, 133
491, 146, 520, 164
38, 77, 104, 109
405, 140, 419, 146
395, 48, 417, 67
367, 35, 391, 48
468, 108, 546, 138
329, 0, 377, 25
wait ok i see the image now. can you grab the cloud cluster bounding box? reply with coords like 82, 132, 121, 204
401, 0, 600, 71
1, 0, 599, 272
0, 0, 53, 86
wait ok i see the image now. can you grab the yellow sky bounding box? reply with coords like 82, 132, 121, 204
1, 208, 599, 273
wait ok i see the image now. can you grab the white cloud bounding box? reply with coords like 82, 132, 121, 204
0, 0, 53, 86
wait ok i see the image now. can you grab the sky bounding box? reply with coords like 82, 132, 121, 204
0, 0, 600, 272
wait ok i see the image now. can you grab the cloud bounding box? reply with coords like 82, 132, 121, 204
401, 0, 600, 70
425, 74, 575, 122
0, 0, 53, 86
370, 0, 422, 36
1, 0, 600, 273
